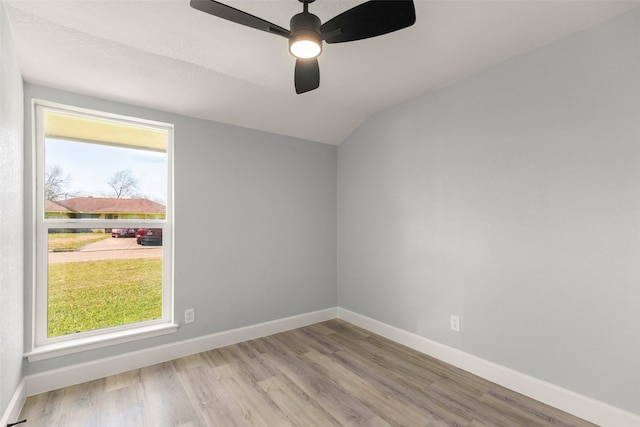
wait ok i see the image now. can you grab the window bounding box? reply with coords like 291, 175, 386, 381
28, 100, 175, 361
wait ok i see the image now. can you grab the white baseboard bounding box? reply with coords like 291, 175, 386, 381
1, 378, 26, 427
25, 307, 337, 396
337, 307, 640, 427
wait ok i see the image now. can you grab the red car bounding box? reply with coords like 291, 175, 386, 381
136, 228, 162, 246
111, 228, 136, 238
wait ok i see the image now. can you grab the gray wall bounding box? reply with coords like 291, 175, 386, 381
22, 84, 337, 375
338, 8, 640, 415
0, 0, 24, 417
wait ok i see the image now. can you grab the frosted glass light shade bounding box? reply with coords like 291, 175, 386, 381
290, 39, 322, 58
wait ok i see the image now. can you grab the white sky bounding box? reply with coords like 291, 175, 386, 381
45, 138, 167, 204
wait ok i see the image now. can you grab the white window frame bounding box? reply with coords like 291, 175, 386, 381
27, 100, 177, 362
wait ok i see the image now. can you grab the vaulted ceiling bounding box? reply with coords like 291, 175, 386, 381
5, 0, 640, 145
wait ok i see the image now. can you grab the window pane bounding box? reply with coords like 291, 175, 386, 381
47, 229, 163, 338
44, 137, 167, 218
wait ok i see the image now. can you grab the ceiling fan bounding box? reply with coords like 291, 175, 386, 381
190, 0, 416, 94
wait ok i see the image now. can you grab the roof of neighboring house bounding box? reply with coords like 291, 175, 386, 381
48, 197, 165, 214
45, 199, 72, 212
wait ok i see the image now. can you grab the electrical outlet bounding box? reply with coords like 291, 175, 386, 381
185, 308, 195, 324
450, 315, 460, 332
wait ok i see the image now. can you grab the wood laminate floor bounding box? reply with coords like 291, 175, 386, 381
19, 320, 598, 426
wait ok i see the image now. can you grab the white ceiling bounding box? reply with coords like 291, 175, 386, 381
5, 0, 640, 145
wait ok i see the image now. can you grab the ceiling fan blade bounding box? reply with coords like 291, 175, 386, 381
321, 0, 416, 44
295, 58, 320, 94
190, 0, 291, 38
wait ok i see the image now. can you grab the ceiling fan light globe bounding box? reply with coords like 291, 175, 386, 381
290, 38, 322, 58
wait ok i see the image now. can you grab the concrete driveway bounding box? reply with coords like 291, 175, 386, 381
49, 236, 162, 264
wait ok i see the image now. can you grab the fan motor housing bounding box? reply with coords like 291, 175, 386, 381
290, 10, 321, 34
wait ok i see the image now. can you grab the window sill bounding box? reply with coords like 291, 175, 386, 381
25, 323, 179, 363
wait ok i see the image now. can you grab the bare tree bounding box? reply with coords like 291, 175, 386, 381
108, 170, 139, 198
45, 165, 72, 201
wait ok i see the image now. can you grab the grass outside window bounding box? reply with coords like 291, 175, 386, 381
48, 232, 110, 252
46, 232, 162, 338
48, 258, 162, 337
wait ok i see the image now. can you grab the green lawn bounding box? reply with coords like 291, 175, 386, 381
48, 258, 162, 337
48, 232, 111, 252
